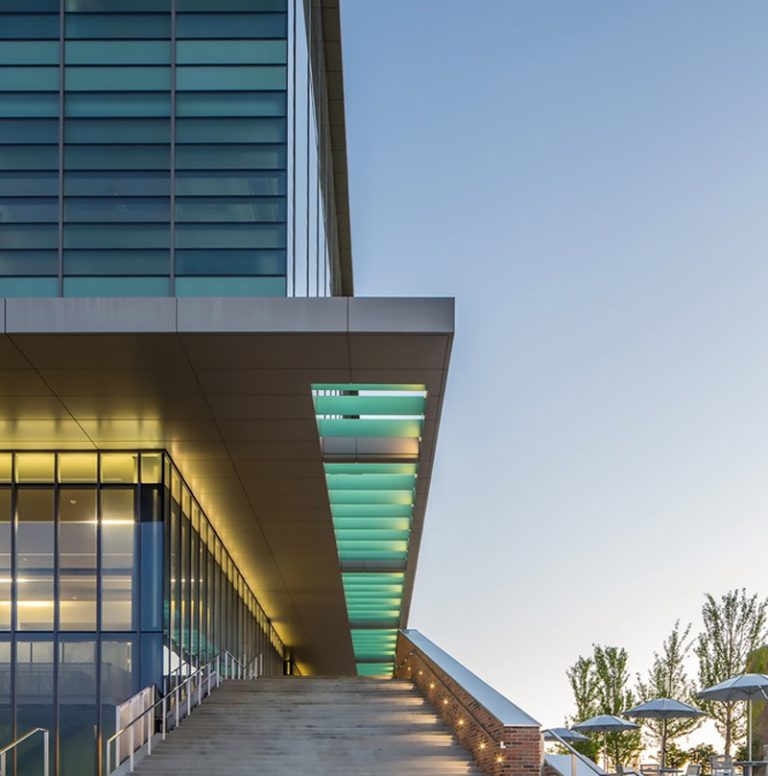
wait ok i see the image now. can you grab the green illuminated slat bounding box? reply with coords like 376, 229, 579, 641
339, 550, 407, 560
315, 395, 425, 417
334, 518, 411, 531
318, 418, 423, 438
336, 540, 408, 552
326, 473, 416, 491
312, 383, 425, 392
356, 663, 394, 677
332, 504, 412, 518
325, 463, 418, 475
329, 490, 413, 506
335, 529, 410, 541
343, 573, 404, 583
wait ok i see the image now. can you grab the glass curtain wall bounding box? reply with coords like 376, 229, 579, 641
0, 450, 286, 776
0, 0, 341, 298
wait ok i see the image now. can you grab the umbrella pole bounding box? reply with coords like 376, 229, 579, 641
661, 718, 667, 770
748, 700, 753, 763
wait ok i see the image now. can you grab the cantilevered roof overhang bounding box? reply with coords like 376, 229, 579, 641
0, 296, 453, 676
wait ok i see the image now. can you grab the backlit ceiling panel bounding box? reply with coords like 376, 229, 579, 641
312, 384, 427, 678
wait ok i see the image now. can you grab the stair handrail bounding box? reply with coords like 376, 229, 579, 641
0, 727, 49, 776
542, 728, 606, 776
105, 652, 223, 775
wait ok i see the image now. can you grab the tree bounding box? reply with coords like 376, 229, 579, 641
566, 655, 601, 762
637, 621, 702, 763
567, 646, 642, 769
687, 743, 717, 775
695, 589, 768, 756
593, 645, 643, 769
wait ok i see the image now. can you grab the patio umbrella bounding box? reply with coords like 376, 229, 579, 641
573, 715, 639, 770
623, 698, 704, 768
698, 674, 768, 764
545, 727, 591, 743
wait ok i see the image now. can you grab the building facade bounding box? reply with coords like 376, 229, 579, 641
0, 2, 453, 775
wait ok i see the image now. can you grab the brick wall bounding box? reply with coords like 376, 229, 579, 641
394, 634, 543, 776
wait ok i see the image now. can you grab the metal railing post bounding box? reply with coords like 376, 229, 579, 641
162, 696, 167, 740
43, 730, 49, 776
187, 679, 191, 718
175, 684, 180, 728
1, 750, 6, 776
147, 707, 152, 756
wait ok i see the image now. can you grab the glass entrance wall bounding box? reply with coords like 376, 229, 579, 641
0, 450, 287, 776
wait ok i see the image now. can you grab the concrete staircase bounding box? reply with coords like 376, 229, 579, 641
134, 676, 481, 775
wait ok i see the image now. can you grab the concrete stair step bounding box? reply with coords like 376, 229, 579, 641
134, 677, 480, 775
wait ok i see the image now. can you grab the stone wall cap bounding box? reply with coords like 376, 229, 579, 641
401, 629, 541, 727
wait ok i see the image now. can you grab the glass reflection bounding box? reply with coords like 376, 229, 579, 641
16, 489, 54, 631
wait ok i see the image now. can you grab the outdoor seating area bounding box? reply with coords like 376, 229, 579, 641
544, 672, 768, 776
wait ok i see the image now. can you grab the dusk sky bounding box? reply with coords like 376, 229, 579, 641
341, 2, 768, 731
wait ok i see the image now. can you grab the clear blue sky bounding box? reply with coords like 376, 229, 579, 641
340, 2, 768, 731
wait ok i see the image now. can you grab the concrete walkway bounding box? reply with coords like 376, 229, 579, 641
134, 676, 481, 775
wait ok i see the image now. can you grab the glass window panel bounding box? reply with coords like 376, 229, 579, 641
0, 224, 57, 250
176, 223, 285, 249
177, 0, 285, 9
176, 13, 286, 38
139, 484, 163, 631
0, 641, 9, 756
65, 39, 170, 65
0, 14, 59, 39
65, 92, 171, 118
0, 66, 58, 91
66, 66, 171, 92
0, 119, 58, 143
175, 170, 285, 196
16, 489, 54, 630
176, 249, 284, 276
15, 453, 55, 483
64, 250, 169, 276
140, 453, 162, 483
0, 145, 58, 170
0, 171, 58, 196
65, 145, 170, 170
65, 170, 170, 197
175, 144, 285, 170
101, 638, 137, 746
64, 223, 170, 249
16, 639, 54, 774
176, 66, 285, 91
180, 511, 189, 670
0, 93, 58, 117
0, 491, 9, 630
59, 453, 98, 482
176, 91, 284, 117
176, 117, 285, 144
0, 0, 58, 10
101, 453, 138, 484
176, 276, 286, 296
0, 198, 58, 223
58, 639, 98, 776
65, 14, 171, 39
176, 39, 286, 65
66, 118, 170, 144
175, 197, 285, 223
66, 0, 170, 9
101, 488, 136, 630
63, 276, 170, 296
59, 489, 97, 630
0, 277, 57, 296
65, 197, 170, 223
0, 456, 9, 483
0, 251, 58, 276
